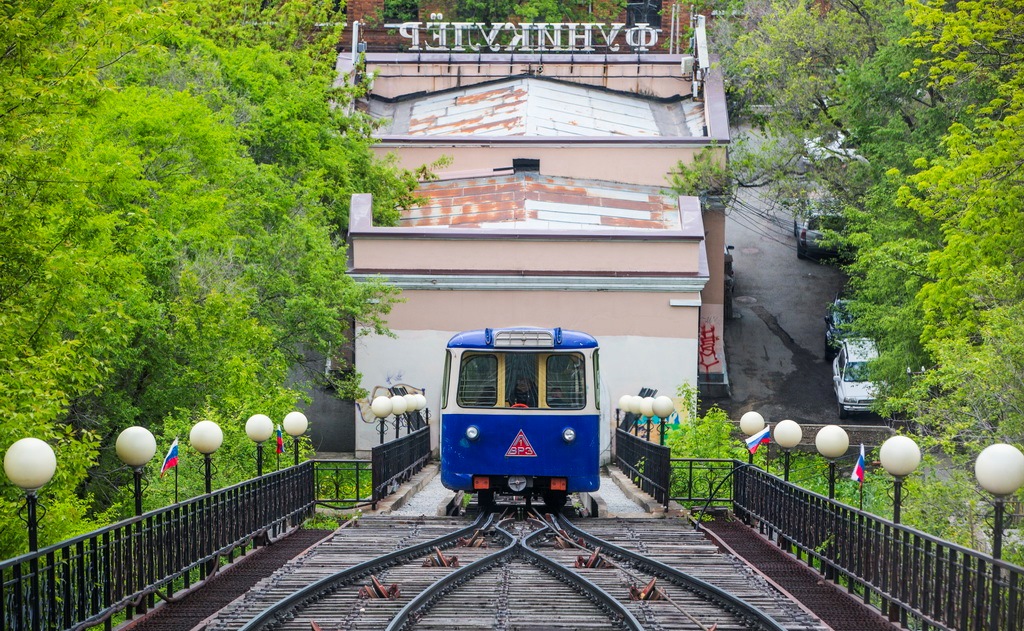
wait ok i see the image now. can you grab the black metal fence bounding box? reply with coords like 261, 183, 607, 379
652, 458, 1024, 631
669, 457, 735, 510
314, 459, 374, 509
0, 463, 315, 631
614, 428, 670, 508
371, 426, 432, 509
733, 464, 1024, 631
0, 422, 435, 631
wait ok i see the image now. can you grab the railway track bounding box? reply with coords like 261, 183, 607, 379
202, 510, 830, 630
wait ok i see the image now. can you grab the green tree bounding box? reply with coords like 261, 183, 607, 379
0, 0, 418, 557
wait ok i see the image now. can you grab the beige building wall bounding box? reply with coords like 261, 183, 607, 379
349, 193, 707, 456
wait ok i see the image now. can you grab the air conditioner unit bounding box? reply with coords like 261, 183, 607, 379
680, 55, 696, 79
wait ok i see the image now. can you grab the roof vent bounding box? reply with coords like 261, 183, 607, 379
512, 158, 540, 173
493, 329, 554, 348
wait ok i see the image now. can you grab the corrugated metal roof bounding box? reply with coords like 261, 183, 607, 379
368, 77, 704, 137
400, 173, 681, 230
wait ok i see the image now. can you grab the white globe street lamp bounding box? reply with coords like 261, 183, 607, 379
773, 420, 802, 482
740, 411, 766, 465
975, 443, 1024, 559
116, 427, 157, 516
739, 411, 765, 435
245, 414, 274, 477
815, 425, 849, 499
283, 411, 309, 466
4, 437, 57, 551
190, 420, 223, 494
879, 436, 921, 525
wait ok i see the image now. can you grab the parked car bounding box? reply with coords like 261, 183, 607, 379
832, 338, 878, 419
824, 295, 852, 357
794, 205, 846, 260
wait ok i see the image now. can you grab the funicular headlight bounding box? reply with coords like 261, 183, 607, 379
465, 425, 480, 441
562, 427, 576, 443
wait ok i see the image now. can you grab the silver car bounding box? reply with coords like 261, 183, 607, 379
793, 205, 845, 260
833, 338, 878, 419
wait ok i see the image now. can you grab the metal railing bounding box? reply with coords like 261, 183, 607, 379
669, 458, 735, 509
614, 428, 670, 508
653, 459, 1024, 631
370, 426, 432, 509
733, 464, 1024, 631
314, 459, 374, 509
0, 463, 315, 631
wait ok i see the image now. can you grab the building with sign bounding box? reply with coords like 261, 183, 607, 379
334, 10, 730, 457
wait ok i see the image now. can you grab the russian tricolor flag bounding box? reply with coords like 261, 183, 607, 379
160, 438, 179, 477
851, 443, 866, 486
744, 425, 771, 454
276, 424, 284, 454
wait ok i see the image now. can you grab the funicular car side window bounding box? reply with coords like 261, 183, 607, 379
546, 353, 584, 409
457, 354, 497, 407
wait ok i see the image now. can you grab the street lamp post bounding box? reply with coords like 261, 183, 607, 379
773, 420, 802, 482
975, 443, 1024, 631
4, 437, 57, 631
640, 396, 656, 441
114, 426, 157, 615
190, 420, 223, 494
245, 414, 274, 477
389, 394, 409, 440
617, 394, 634, 431
652, 395, 675, 446
116, 427, 157, 516
975, 443, 1024, 560
283, 411, 308, 466
371, 395, 393, 444
630, 395, 644, 435
879, 435, 921, 524
815, 424, 849, 500
190, 420, 223, 579
740, 411, 765, 465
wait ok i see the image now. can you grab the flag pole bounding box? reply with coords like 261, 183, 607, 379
174, 462, 179, 504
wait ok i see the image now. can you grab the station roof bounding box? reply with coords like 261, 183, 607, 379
399, 172, 687, 231
362, 76, 706, 138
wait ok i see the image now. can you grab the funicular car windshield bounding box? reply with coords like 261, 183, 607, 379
455, 351, 585, 409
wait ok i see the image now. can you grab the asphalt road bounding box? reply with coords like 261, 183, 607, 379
704, 183, 887, 434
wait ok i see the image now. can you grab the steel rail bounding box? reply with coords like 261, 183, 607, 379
386, 517, 644, 631
555, 515, 789, 631
384, 518, 518, 631
237, 512, 494, 631
521, 521, 646, 631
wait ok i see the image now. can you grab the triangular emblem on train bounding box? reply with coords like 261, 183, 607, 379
505, 430, 537, 457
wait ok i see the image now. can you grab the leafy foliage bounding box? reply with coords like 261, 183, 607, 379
0, 0, 421, 558
712, 0, 1024, 558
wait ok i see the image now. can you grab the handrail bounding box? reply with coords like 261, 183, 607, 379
684, 459, 1024, 631
0, 462, 316, 631
733, 464, 1024, 630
